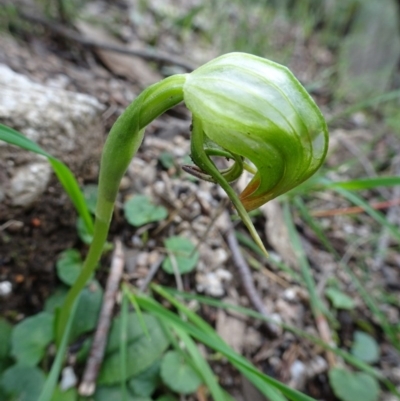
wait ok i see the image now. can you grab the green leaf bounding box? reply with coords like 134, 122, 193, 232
159, 151, 175, 169
128, 360, 161, 397
0, 123, 93, 235
69, 280, 103, 341
76, 216, 93, 244
1, 364, 46, 401
327, 176, 400, 191
56, 249, 83, 286
44, 283, 102, 342
83, 184, 98, 214
44, 287, 69, 313
94, 386, 152, 401
0, 318, 12, 360
351, 331, 380, 364
124, 195, 168, 227
11, 312, 54, 366
98, 313, 169, 384
50, 387, 77, 401
162, 236, 199, 274
325, 288, 356, 310
156, 396, 178, 401
329, 368, 380, 401
161, 351, 202, 395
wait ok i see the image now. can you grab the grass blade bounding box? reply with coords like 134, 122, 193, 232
0, 123, 94, 234
140, 289, 316, 401
162, 288, 400, 398
318, 178, 400, 243
38, 301, 78, 401
172, 325, 227, 401
327, 176, 400, 191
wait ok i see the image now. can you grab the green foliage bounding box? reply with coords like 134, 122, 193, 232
76, 216, 93, 244
351, 331, 380, 364
1, 365, 46, 401
69, 281, 103, 341
160, 351, 202, 394
56, 249, 84, 286
128, 361, 161, 397
0, 319, 12, 360
0, 319, 12, 375
11, 312, 53, 366
158, 151, 175, 169
162, 236, 199, 274
325, 287, 356, 310
50, 387, 77, 401
329, 368, 380, 401
44, 282, 103, 342
124, 195, 168, 227
98, 313, 169, 384
94, 386, 152, 401
82, 184, 99, 214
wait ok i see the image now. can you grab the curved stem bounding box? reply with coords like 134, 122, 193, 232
190, 117, 268, 256
56, 74, 186, 345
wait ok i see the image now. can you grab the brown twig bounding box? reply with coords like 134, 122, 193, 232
224, 217, 280, 337
16, 9, 196, 72
139, 256, 163, 292
311, 197, 400, 217
79, 239, 125, 396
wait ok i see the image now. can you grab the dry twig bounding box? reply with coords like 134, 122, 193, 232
224, 217, 280, 337
79, 239, 125, 396
16, 9, 196, 72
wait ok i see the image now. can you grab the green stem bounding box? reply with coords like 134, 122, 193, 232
190, 117, 268, 256
55, 74, 186, 345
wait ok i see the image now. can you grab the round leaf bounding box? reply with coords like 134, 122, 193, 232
99, 313, 169, 385
1, 364, 46, 401
162, 236, 199, 274
351, 331, 380, 364
160, 351, 202, 395
56, 249, 83, 286
70, 281, 103, 341
0, 318, 12, 360
11, 312, 54, 366
329, 368, 380, 401
325, 287, 355, 310
129, 360, 160, 397
83, 184, 98, 214
94, 386, 151, 401
124, 195, 168, 227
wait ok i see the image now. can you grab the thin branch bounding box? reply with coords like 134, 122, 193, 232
311, 198, 400, 217
16, 9, 196, 72
79, 239, 125, 397
139, 256, 163, 292
224, 218, 280, 337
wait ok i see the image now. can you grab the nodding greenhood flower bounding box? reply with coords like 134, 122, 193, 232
99, 52, 328, 257
181, 53, 329, 254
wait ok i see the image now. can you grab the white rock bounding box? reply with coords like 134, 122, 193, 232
0, 281, 12, 296
196, 268, 232, 297
9, 162, 52, 207
60, 366, 77, 390
0, 64, 104, 210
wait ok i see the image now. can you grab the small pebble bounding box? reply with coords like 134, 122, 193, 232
60, 366, 77, 390
0, 281, 12, 296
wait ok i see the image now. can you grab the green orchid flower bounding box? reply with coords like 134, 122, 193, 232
56, 52, 328, 343
183, 53, 329, 254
